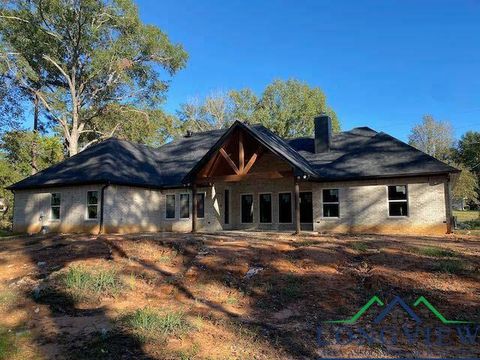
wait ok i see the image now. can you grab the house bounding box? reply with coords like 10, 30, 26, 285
8, 115, 459, 235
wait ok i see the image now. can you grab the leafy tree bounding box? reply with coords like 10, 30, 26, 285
0, 155, 22, 224
0, 0, 188, 157
88, 104, 179, 147
176, 98, 212, 133
229, 88, 258, 124
455, 131, 480, 173
0, 80, 24, 133
255, 79, 339, 137
0, 131, 63, 224
1, 130, 64, 177
452, 164, 479, 205
178, 79, 340, 137
408, 115, 454, 161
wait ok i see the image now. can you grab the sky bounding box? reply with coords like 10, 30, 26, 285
136, 0, 480, 142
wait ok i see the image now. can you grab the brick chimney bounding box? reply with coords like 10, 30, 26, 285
314, 114, 332, 153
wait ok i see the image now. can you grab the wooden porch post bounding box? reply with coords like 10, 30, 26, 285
294, 176, 301, 235
192, 182, 197, 233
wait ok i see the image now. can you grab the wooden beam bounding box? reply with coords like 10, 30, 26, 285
294, 177, 301, 235
239, 131, 245, 173
243, 146, 264, 174
219, 148, 240, 175
203, 170, 292, 183
192, 183, 197, 233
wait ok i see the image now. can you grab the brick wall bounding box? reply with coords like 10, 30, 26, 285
12, 175, 448, 235
12, 185, 102, 234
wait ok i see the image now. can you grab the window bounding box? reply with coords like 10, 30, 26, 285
166, 194, 175, 219
259, 193, 272, 223
278, 192, 292, 223
241, 194, 253, 223
323, 189, 339, 217
180, 194, 190, 218
196, 193, 205, 218
86, 191, 99, 219
50, 193, 61, 220
388, 185, 408, 216
224, 189, 230, 224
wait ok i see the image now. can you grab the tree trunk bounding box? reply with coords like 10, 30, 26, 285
30, 94, 39, 175
68, 128, 79, 157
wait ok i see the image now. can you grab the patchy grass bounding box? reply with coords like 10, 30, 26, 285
434, 259, 465, 274
62, 265, 124, 301
0, 328, 16, 360
291, 240, 319, 248
157, 250, 178, 264
119, 308, 190, 341
350, 242, 369, 252
273, 274, 302, 302
412, 246, 456, 258
0, 290, 17, 309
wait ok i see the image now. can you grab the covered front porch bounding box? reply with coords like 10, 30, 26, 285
184, 122, 317, 234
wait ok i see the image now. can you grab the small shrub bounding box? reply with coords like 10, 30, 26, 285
350, 242, 369, 252
413, 246, 456, 258
225, 296, 238, 305
158, 250, 178, 264
463, 219, 480, 230
63, 265, 124, 300
120, 308, 190, 340
434, 259, 465, 274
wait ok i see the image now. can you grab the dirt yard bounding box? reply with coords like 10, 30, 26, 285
0, 231, 479, 359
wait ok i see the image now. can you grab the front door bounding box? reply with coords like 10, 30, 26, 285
300, 192, 313, 230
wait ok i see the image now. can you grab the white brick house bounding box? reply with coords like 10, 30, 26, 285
9, 116, 459, 235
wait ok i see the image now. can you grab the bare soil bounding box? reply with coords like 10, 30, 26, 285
1, 231, 480, 359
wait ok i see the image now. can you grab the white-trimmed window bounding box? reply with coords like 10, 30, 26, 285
180, 193, 190, 219
50, 193, 61, 220
278, 192, 292, 223
166, 194, 176, 219
241, 194, 254, 223
388, 185, 408, 216
86, 191, 99, 219
322, 189, 339, 217
259, 193, 272, 223
196, 193, 205, 219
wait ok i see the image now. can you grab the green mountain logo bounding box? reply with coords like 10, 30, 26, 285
325, 295, 473, 325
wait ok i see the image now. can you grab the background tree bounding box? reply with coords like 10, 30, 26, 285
455, 131, 480, 172
177, 79, 340, 137
229, 88, 258, 123
452, 165, 479, 206
1, 130, 64, 177
0, 0, 188, 157
88, 104, 179, 146
254, 79, 339, 137
0, 130, 64, 224
454, 131, 480, 208
408, 115, 454, 161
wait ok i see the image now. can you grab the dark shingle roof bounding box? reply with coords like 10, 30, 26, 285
8, 122, 458, 190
